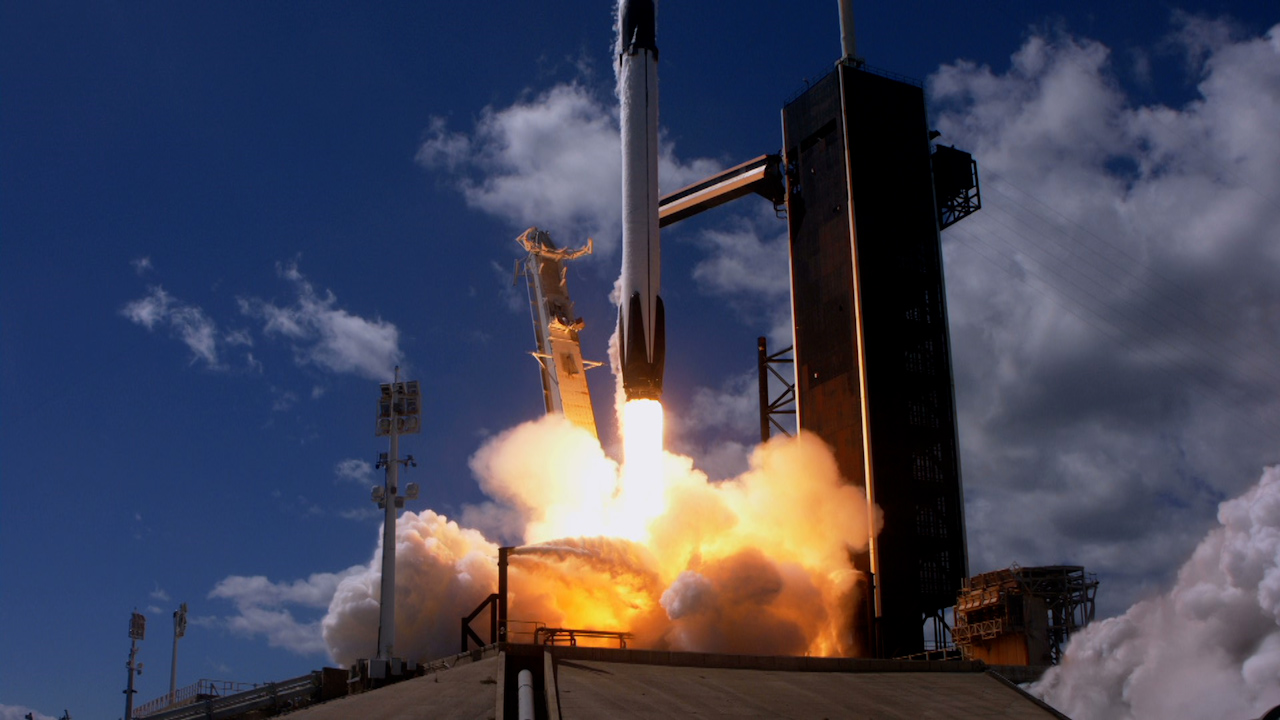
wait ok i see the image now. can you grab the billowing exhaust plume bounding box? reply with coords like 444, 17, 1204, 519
1033, 465, 1280, 720
322, 414, 881, 665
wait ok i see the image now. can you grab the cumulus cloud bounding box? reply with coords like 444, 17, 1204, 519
121, 286, 221, 368
1033, 465, 1280, 720
208, 567, 364, 656
239, 262, 403, 381
418, 81, 719, 256
928, 18, 1280, 615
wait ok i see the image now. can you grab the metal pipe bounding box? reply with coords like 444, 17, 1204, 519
498, 547, 510, 644
758, 337, 770, 443
837, 0, 858, 60
517, 669, 535, 720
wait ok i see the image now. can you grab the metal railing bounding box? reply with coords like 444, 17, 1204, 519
134, 680, 259, 717
535, 627, 634, 648
133, 673, 319, 720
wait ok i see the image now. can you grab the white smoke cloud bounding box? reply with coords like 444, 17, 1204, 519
321, 510, 499, 666
239, 261, 403, 381
1033, 465, 1280, 720
928, 18, 1280, 617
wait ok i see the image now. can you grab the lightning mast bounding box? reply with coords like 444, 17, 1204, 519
370, 370, 420, 679
515, 227, 601, 437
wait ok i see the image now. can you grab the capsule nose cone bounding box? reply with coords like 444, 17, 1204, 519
619, 0, 657, 55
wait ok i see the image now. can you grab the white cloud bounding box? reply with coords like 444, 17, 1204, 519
239, 262, 403, 381
418, 81, 719, 257
210, 569, 359, 609
687, 209, 794, 344
334, 458, 374, 485
150, 584, 170, 602
338, 507, 381, 522
269, 386, 297, 412
121, 286, 221, 368
131, 256, 153, 275
207, 567, 364, 657
224, 328, 253, 347
928, 18, 1280, 619
0, 705, 57, 720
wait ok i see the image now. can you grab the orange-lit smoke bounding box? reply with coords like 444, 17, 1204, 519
323, 405, 881, 665
485, 412, 874, 655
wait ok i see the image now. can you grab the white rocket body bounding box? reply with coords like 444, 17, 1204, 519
617, 0, 665, 401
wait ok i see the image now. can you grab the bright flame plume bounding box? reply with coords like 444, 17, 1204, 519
615, 399, 666, 541
322, 411, 883, 664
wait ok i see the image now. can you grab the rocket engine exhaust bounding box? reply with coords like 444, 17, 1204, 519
617, 0, 665, 402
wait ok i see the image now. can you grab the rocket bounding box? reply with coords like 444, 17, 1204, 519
617, 0, 665, 401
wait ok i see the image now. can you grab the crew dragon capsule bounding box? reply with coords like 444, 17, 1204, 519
617, 0, 664, 402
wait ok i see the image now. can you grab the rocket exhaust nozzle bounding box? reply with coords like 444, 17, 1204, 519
619, 293, 665, 401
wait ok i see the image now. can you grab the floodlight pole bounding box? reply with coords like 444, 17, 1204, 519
124, 612, 145, 720
372, 369, 421, 672
124, 639, 139, 720
169, 603, 187, 707
378, 398, 400, 662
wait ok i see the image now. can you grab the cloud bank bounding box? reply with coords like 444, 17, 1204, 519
929, 17, 1280, 612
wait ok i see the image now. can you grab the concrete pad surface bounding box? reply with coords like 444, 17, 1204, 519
286, 656, 500, 720
554, 661, 1061, 719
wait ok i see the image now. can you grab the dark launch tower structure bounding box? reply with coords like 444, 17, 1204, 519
782, 60, 976, 658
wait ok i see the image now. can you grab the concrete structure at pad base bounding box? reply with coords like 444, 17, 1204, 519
282, 645, 1069, 720
285, 648, 503, 720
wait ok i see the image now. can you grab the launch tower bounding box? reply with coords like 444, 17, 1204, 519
781, 57, 979, 657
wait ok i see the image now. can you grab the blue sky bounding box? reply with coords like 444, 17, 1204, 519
3, 2, 1278, 719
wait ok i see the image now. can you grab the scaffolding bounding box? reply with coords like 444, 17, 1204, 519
952, 565, 1097, 665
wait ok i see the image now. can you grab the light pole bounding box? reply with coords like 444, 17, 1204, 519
124, 612, 145, 720
370, 369, 420, 679
168, 603, 187, 706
